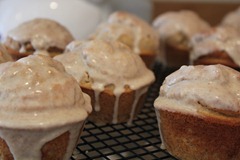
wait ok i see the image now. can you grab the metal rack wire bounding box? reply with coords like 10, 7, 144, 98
71, 64, 178, 160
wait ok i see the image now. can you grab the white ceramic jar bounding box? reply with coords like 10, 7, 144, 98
0, 0, 112, 40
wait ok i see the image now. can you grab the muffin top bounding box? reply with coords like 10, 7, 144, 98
55, 39, 155, 94
190, 26, 240, 65
0, 44, 13, 63
0, 55, 91, 129
221, 7, 240, 29
4, 18, 74, 52
89, 11, 159, 54
154, 64, 240, 117
153, 10, 210, 42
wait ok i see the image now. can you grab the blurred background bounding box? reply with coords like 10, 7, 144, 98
0, 0, 152, 40
0, 0, 239, 40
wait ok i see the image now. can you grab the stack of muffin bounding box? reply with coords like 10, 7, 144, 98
152, 8, 240, 70
1, 6, 240, 159
0, 11, 158, 159
153, 7, 240, 160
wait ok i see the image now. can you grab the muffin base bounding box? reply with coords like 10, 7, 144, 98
0, 121, 85, 160
156, 109, 240, 160
81, 84, 147, 124
140, 53, 156, 69
5, 45, 63, 60
165, 43, 189, 68
0, 131, 70, 160
5, 46, 30, 60
193, 51, 239, 69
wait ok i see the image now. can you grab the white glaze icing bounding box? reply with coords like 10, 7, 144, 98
112, 93, 120, 124
190, 26, 240, 65
94, 90, 101, 112
152, 10, 210, 40
5, 18, 74, 52
90, 11, 159, 54
55, 39, 155, 123
0, 55, 92, 159
0, 43, 13, 63
154, 65, 240, 116
127, 86, 148, 125
155, 109, 166, 149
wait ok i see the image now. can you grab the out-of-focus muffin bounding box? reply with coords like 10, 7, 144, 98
0, 43, 13, 63
190, 26, 240, 69
3, 18, 74, 60
89, 11, 159, 68
153, 10, 211, 67
154, 64, 240, 160
0, 55, 92, 160
221, 6, 240, 29
55, 39, 155, 124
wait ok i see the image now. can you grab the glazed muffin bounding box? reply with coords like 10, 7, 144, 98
154, 64, 240, 160
190, 26, 240, 69
0, 55, 92, 160
3, 18, 74, 60
221, 6, 240, 29
89, 11, 159, 68
0, 43, 13, 63
153, 10, 211, 67
55, 39, 155, 124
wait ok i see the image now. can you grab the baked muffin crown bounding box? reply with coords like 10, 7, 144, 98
190, 26, 240, 65
4, 18, 74, 52
55, 39, 155, 93
90, 11, 159, 54
155, 64, 240, 117
0, 55, 91, 129
153, 10, 210, 47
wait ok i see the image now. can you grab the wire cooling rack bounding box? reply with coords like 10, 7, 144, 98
71, 64, 178, 160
